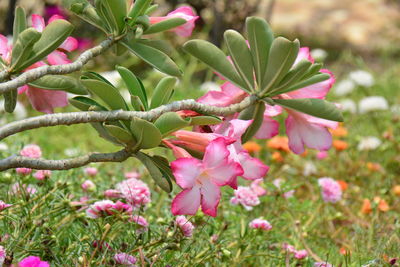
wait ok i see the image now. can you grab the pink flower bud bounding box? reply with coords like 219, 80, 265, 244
84, 167, 98, 177
81, 180, 96, 192
33, 170, 51, 180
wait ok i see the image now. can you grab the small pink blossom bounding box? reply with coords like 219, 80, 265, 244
19, 256, 50, 267
250, 179, 266, 196
294, 249, 308, 259
84, 167, 98, 177
86, 200, 131, 219
11, 183, 37, 196
273, 178, 295, 199
318, 177, 342, 203
175, 216, 195, 237
0, 246, 5, 266
230, 186, 260, 210
20, 144, 42, 158
114, 253, 137, 266
115, 178, 151, 209
249, 218, 272, 231
316, 151, 328, 159
104, 189, 121, 198
314, 262, 333, 267
81, 180, 96, 192
124, 171, 141, 179
0, 200, 12, 211
33, 170, 51, 180
282, 243, 296, 253
130, 215, 148, 233
16, 167, 32, 175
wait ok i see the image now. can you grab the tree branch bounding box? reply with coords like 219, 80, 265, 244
0, 95, 258, 141
0, 38, 115, 94
0, 149, 132, 171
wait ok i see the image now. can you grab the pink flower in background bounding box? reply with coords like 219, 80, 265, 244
149, 6, 199, 37
115, 178, 151, 209
176, 216, 195, 237
86, 200, 131, 219
104, 189, 121, 198
0, 246, 5, 266
16, 167, 32, 175
19, 256, 50, 267
318, 177, 342, 203
114, 253, 137, 266
20, 144, 42, 158
273, 178, 295, 199
0, 200, 12, 211
282, 243, 296, 253
197, 82, 247, 107
81, 180, 96, 192
171, 138, 242, 217
11, 183, 37, 196
84, 167, 98, 177
124, 171, 140, 179
130, 215, 148, 233
250, 179, 266, 196
249, 218, 272, 231
314, 262, 333, 267
294, 249, 308, 259
33, 170, 51, 180
230, 186, 260, 210
0, 35, 11, 63
316, 150, 328, 159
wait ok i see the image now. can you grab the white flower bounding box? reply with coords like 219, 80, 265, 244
349, 70, 374, 87
64, 147, 81, 157
303, 161, 317, 176
310, 48, 327, 61
339, 99, 357, 113
358, 96, 389, 114
0, 143, 9, 151
334, 79, 355, 96
200, 81, 221, 92
99, 71, 121, 87
357, 136, 381, 151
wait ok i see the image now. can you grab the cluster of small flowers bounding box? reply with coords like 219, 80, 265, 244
282, 243, 308, 260
318, 177, 342, 203
86, 200, 132, 219
248, 218, 272, 231
175, 216, 195, 237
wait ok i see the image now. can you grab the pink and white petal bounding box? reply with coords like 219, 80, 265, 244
25, 86, 68, 114
171, 158, 202, 189
31, 14, 45, 32
208, 161, 243, 186
59, 37, 78, 52
254, 116, 280, 139
226, 119, 252, 140
171, 187, 201, 216
306, 115, 338, 129
220, 82, 247, 101
264, 104, 283, 117
285, 115, 306, 154
47, 51, 70, 65
0, 34, 10, 61
237, 152, 269, 180
203, 137, 230, 169
197, 90, 232, 107
287, 69, 335, 99
294, 47, 314, 65
200, 180, 221, 217
168, 6, 197, 18
18, 85, 29, 94
48, 14, 65, 23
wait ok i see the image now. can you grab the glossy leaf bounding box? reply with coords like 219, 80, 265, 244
183, 39, 249, 92
130, 95, 145, 111
150, 77, 177, 109
101, 0, 126, 34
154, 112, 190, 137
81, 79, 128, 110
273, 98, 344, 122
145, 4, 158, 15
137, 39, 173, 55
304, 63, 322, 79
81, 71, 114, 86
13, 6, 27, 46
3, 89, 18, 113
189, 116, 222, 126
130, 117, 162, 149
122, 40, 181, 77
240, 101, 266, 143
116, 66, 148, 109
128, 0, 152, 23
29, 75, 87, 95
246, 17, 274, 87
11, 28, 41, 71
69, 96, 107, 111
144, 18, 186, 34
104, 124, 136, 146
224, 30, 254, 91
273, 73, 330, 96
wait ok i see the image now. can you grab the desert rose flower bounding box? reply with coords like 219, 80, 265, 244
19, 256, 50, 267
81, 180, 96, 192
175, 216, 195, 237
84, 167, 98, 177
115, 178, 151, 209
114, 253, 137, 266
230, 186, 260, 210
149, 6, 199, 37
248, 218, 272, 231
33, 170, 51, 180
171, 138, 242, 217
318, 177, 342, 203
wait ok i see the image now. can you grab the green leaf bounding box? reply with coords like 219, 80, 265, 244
130, 117, 162, 149
136, 152, 172, 193
13, 6, 27, 47
19, 19, 74, 70
3, 89, 18, 113
246, 17, 274, 88
11, 28, 41, 72
70, 2, 107, 33
273, 73, 330, 96
303, 63, 322, 79
150, 77, 177, 109
128, 0, 152, 23
261, 37, 299, 94
101, 0, 127, 34
122, 40, 181, 77
144, 18, 186, 34
69, 96, 107, 111
104, 124, 136, 146
189, 116, 222, 126
273, 98, 343, 122
29, 75, 87, 95
137, 39, 173, 55
81, 79, 128, 110
183, 39, 249, 92
145, 4, 158, 15
130, 95, 145, 111
116, 66, 148, 109
240, 102, 266, 143
224, 30, 254, 91
81, 71, 114, 86
154, 112, 190, 137
151, 154, 175, 184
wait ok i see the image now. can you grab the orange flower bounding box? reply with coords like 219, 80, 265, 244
339, 247, 350, 255
378, 199, 390, 212
392, 185, 400, 196
333, 140, 348, 151
361, 199, 372, 214
271, 151, 284, 162
242, 141, 261, 153
330, 125, 348, 137
337, 180, 348, 191
266, 136, 290, 152
366, 162, 381, 172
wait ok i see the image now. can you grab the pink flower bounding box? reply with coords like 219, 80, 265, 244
316, 151, 328, 159
33, 170, 51, 180
84, 167, 98, 177
115, 178, 151, 209
0, 35, 12, 63
282, 243, 296, 253
11, 183, 37, 196
175, 216, 195, 237
0, 246, 5, 266
318, 177, 342, 203
124, 171, 140, 179
171, 138, 242, 217
273, 178, 295, 199
114, 253, 137, 266
86, 200, 131, 219
20, 144, 42, 158
248, 218, 272, 231
81, 180, 96, 192
197, 82, 247, 107
314, 262, 333, 267
104, 189, 121, 198
19, 256, 50, 267
16, 167, 32, 175
230, 186, 260, 210
130, 215, 148, 233
149, 6, 199, 37
250, 179, 266, 196
294, 249, 308, 259
0, 200, 12, 211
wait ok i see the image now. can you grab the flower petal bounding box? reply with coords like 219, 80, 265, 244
208, 160, 243, 186
31, 14, 45, 32
200, 179, 221, 217
47, 51, 70, 65
197, 90, 232, 107
203, 137, 230, 169
25, 86, 68, 114
48, 14, 65, 23
171, 187, 201, 216
0, 34, 10, 62
237, 152, 269, 180
171, 158, 202, 189
294, 47, 314, 65
287, 69, 335, 99
59, 37, 78, 52
254, 115, 279, 139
